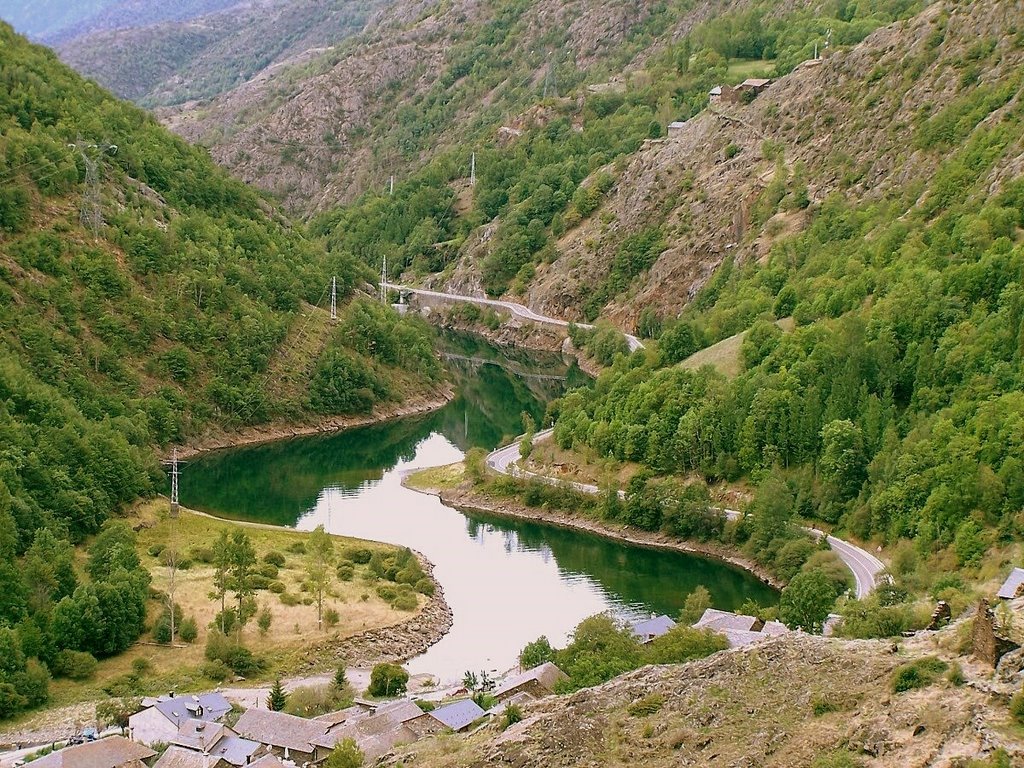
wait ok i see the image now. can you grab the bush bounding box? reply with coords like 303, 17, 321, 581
249, 575, 272, 590
324, 738, 364, 768
337, 562, 355, 581
376, 584, 397, 602
279, 592, 299, 606
179, 617, 198, 643
627, 693, 664, 717
190, 547, 215, 564
205, 631, 264, 677
414, 578, 435, 596
147, 544, 165, 557
201, 660, 232, 681
501, 703, 523, 730
257, 607, 273, 635
891, 657, 948, 693
53, 650, 98, 680
344, 547, 373, 564
131, 658, 152, 677
368, 663, 408, 697
269, 580, 286, 593
285, 683, 353, 718
263, 551, 286, 567
1010, 690, 1024, 723
287, 541, 306, 555
324, 608, 340, 627
259, 563, 279, 579
392, 592, 418, 611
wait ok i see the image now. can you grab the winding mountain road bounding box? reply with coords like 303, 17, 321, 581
488, 429, 885, 599
382, 283, 646, 353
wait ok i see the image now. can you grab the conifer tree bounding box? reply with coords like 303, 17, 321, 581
267, 678, 287, 711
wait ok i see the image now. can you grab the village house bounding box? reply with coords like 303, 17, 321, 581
129, 693, 232, 746
28, 735, 156, 768
736, 77, 772, 98
694, 608, 789, 648
234, 708, 331, 765
492, 662, 568, 702
154, 720, 261, 768
998, 567, 1024, 599
709, 85, 740, 104
428, 700, 486, 732
630, 614, 677, 643
319, 699, 427, 759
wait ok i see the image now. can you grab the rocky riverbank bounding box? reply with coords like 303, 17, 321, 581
407, 479, 783, 590
174, 387, 454, 459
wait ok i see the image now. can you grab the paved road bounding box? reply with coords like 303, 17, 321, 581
383, 283, 646, 353
487, 430, 884, 599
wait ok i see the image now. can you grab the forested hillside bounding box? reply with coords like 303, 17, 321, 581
58, 0, 389, 106
0, 22, 439, 718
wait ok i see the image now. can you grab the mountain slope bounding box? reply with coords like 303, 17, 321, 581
57, 0, 390, 107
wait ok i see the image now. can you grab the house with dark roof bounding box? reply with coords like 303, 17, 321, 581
130, 693, 232, 746
428, 700, 486, 732
493, 662, 568, 702
234, 708, 332, 764
319, 699, 429, 758
693, 608, 789, 648
29, 735, 155, 768
998, 567, 1024, 599
631, 614, 677, 643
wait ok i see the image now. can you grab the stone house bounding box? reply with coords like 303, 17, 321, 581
492, 662, 568, 702
29, 735, 156, 768
129, 693, 232, 746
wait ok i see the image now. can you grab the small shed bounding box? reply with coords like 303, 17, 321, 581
998, 567, 1024, 599
736, 78, 772, 97
667, 120, 687, 138
428, 700, 486, 732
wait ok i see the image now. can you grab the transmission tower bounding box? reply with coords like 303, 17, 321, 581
70, 141, 117, 238
380, 256, 388, 303
165, 448, 181, 645
169, 447, 180, 518
330, 276, 338, 322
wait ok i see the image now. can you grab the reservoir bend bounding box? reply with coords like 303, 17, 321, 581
180, 334, 777, 681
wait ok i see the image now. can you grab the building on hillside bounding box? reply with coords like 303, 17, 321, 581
166, 720, 260, 767
28, 735, 156, 768
234, 708, 331, 765
486, 691, 533, 718
428, 700, 486, 732
492, 662, 568, 702
736, 78, 772, 98
320, 699, 429, 759
667, 120, 687, 138
631, 614, 677, 643
129, 693, 232, 746
997, 567, 1024, 599
694, 608, 789, 648
709, 85, 740, 104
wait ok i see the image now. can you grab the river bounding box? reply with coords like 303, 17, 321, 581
180, 334, 777, 681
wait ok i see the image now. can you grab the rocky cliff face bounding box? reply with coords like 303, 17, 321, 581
387, 629, 1024, 767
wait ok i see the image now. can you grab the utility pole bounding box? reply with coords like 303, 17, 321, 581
389, 175, 395, 195
70, 141, 116, 238
167, 448, 180, 646
330, 276, 337, 322
380, 255, 388, 303
470, 152, 476, 187
542, 53, 555, 100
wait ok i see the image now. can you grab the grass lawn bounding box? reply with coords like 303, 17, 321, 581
49, 500, 423, 707
725, 58, 773, 81
405, 462, 466, 491
680, 317, 795, 378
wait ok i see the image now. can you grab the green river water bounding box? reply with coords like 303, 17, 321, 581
180, 334, 776, 680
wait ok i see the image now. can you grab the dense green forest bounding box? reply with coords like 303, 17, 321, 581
312, 0, 921, 299
0, 23, 439, 718
547, 81, 1024, 624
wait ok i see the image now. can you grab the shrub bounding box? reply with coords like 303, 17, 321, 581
627, 693, 664, 717
257, 607, 273, 635
279, 592, 299, 606
1010, 690, 1024, 723
249, 575, 272, 590
376, 584, 397, 602
344, 547, 373, 564
263, 551, 286, 567
190, 547, 215, 564
324, 738, 364, 768
147, 544, 165, 557
259, 563, 279, 579
414, 578, 435, 596
179, 618, 198, 643
501, 703, 523, 730
392, 592, 418, 611
415, 699, 435, 712
368, 663, 408, 697
269, 580, 286, 593
324, 608, 340, 627
53, 650, 97, 680
891, 656, 948, 693
200, 660, 232, 681
285, 683, 352, 718
337, 562, 355, 581
287, 541, 306, 554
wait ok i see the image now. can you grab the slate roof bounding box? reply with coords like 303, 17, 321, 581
29, 736, 156, 768
740, 77, 772, 88
249, 756, 288, 768
998, 567, 1024, 599
486, 691, 534, 717
152, 746, 208, 768
493, 662, 568, 698
234, 708, 328, 754
315, 705, 370, 727
316, 700, 427, 748
694, 608, 760, 633
429, 700, 486, 731
172, 720, 232, 751
149, 693, 232, 728
631, 615, 677, 642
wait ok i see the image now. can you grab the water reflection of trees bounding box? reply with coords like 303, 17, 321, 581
463, 510, 779, 614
